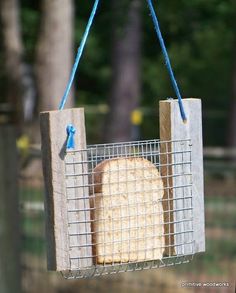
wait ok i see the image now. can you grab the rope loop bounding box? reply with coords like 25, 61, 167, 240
66, 124, 76, 149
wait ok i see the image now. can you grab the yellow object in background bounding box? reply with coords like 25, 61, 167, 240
131, 109, 143, 126
17, 135, 30, 152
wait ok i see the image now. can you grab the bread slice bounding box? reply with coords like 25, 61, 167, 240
90, 157, 165, 264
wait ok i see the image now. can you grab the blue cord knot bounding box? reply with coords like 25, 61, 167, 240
66, 124, 76, 149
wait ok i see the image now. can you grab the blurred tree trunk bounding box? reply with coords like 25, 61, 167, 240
36, 0, 74, 111
104, 0, 142, 142
0, 0, 24, 129
0, 126, 21, 293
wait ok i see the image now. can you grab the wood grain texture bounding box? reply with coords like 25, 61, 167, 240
40, 108, 92, 271
159, 98, 205, 255
159, 102, 175, 256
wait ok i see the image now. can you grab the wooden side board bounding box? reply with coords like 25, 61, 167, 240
159, 98, 205, 255
40, 108, 92, 271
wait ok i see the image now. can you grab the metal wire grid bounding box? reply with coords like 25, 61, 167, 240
63, 139, 194, 279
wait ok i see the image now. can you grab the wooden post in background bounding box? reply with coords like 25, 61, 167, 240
40, 108, 92, 271
0, 126, 21, 293
160, 98, 205, 255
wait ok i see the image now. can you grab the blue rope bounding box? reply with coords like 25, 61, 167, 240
147, 0, 187, 122
66, 124, 76, 149
59, 0, 100, 110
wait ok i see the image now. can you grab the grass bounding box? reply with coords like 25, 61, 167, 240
21, 212, 46, 255
205, 196, 236, 229
22, 212, 45, 237
206, 213, 236, 229
20, 184, 46, 255
19, 186, 44, 202
19, 185, 236, 277
22, 234, 46, 256
177, 196, 236, 276
177, 237, 236, 276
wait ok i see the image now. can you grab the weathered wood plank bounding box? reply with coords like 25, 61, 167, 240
159, 98, 205, 255
40, 108, 92, 271
159, 103, 175, 256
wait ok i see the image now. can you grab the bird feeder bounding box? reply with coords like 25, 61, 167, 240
40, 98, 205, 279
40, 0, 205, 279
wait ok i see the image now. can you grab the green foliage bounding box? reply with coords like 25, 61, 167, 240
74, 1, 111, 105
20, 1, 40, 61
143, 0, 235, 144
0, 0, 235, 144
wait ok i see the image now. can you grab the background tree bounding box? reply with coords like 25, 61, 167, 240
35, 0, 74, 111
227, 1, 236, 147
104, 0, 142, 142
228, 41, 236, 147
0, 0, 24, 128
0, 0, 235, 145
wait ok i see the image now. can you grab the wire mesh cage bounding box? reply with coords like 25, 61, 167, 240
40, 100, 205, 280
62, 139, 194, 279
